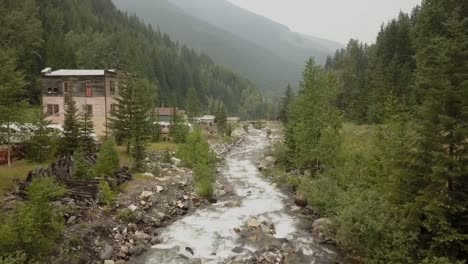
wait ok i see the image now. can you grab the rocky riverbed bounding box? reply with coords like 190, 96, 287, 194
133, 126, 343, 264
36, 129, 246, 264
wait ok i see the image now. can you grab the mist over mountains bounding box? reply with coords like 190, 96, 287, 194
113, 0, 344, 94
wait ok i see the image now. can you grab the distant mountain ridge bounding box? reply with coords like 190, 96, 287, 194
113, 0, 344, 94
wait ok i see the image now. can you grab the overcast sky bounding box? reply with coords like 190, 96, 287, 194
227, 0, 421, 44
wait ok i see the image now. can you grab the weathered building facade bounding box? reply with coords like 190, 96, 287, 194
41, 68, 122, 137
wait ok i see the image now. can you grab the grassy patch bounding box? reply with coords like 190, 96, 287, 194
117, 209, 137, 223
134, 173, 156, 181
147, 142, 178, 153
342, 123, 376, 151
116, 146, 133, 167
0, 160, 46, 196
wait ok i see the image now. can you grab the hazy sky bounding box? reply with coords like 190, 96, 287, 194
227, 0, 421, 44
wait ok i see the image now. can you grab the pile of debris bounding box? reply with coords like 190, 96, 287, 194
87, 170, 213, 263
15, 155, 132, 201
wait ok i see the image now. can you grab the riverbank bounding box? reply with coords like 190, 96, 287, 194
258, 122, 362, 264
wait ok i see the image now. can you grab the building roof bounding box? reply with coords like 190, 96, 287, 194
156, 107, 176, 116
195, 115, 215, 120
41, 68, 116, 77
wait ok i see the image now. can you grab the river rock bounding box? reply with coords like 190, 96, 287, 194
179, 247, 194, 259
216, 189, 227, 197
260, 224, 274, 235
156, 185, 164, 193
171, 157, 182, 166
140, 191, 154, 199
142, 172, 154, 177
104, 261, 115, 264
160, 163, 172, 169
66, 215, 77, 225
312, 218, 333, 243
120, 245, 129, 254
247, 217, 261, 229
225, 201, 241, 207
257, 156, 276, 171
176, 200, 188, 209
128, 204, 138, 212
185, 247, 194, 255
134, 231, 150, 241
293, 195, 308, 207
132, 245, 146, 256
99, 243, 113, 260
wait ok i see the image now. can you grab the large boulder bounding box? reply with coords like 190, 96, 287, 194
134, 231, 150, 241
312, 218, 333, 244
257, 156, 276, 171
293, 195, 308, 207
99, 243, 113, 260
246, 217, 261, 229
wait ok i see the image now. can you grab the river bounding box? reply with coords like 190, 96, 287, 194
135, 128, 339, 264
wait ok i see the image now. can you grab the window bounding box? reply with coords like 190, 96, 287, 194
110, 81, 117, 94
47, 86, 58, 94
85, 80, 92, 97
46, 104, 59, 116
110, 103, 117, 115
63, 81, 69, 94
84, 104, 93, 117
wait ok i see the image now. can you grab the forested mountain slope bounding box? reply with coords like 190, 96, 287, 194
278, 0, 467, 262
112, 0, 344, 94
0, 0, 264, 118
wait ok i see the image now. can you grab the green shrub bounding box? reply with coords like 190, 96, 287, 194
0, 251, 39, 264
270, 143, 289, 169
161, 148, 172, 164
225, 124, 233, 137
194, 164, 214, 198
152, 165, 161, 178
116, 209, 137, 222
177, 128, 216, 168
26, 118, 57, 163
252, 121, 266, 129
94, 139, 120, 177
98, 181, 114, 206
0, 178, 66, 258
421, 257, 466, 264
299, 176, 341, 216
73, 151, 94, 179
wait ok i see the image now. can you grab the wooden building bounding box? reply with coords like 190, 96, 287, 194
41, 68, 123, 137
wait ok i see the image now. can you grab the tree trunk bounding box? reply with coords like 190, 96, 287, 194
7, 122, 11, 167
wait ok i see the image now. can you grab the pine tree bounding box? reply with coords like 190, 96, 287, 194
78, 109, 95, 155
26, 114, 56, 163
149, 109, 160, 142
94, 139, 120, 177
215, 103, 227, 133
109, 76, 134, 153
73, 150, 94, 179
405, 1, 468, 259
171, 111, 189, 143
286, 58, 342, 172
279, 84, 295, 124
57, 96, 80, 156
0, 49, 27, 167
186, 87, 201, 121
109, 75, 156, 172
